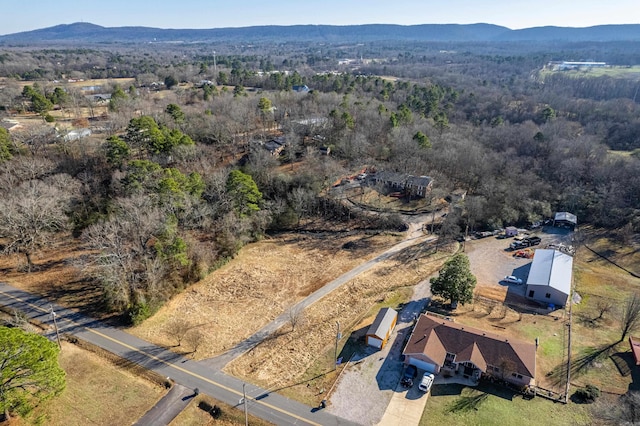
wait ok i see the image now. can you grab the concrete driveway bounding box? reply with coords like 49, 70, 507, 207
377, 380, 428, 426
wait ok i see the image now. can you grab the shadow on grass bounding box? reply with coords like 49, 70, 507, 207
547, 342, 618, 387
447, 390, 489, 413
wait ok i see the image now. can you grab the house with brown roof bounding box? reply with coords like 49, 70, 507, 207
629, 336, 640, 366
403, 314, 536, 388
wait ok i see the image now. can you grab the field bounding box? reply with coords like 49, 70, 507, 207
24, 341, 164, 426
131, 231, 404, 359
542, 65, 640, 79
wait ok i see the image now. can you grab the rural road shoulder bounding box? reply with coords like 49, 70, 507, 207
0, 282, 359, 426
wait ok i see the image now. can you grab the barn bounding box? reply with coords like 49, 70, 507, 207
553, 212, 577, 230
525, 249, 573, 308
365, 307, 398, 349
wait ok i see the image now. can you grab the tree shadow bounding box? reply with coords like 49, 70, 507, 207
547, 342, 618, 387
447, 390, 489, 413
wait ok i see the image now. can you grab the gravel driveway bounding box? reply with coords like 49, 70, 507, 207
328, 280, 432, 425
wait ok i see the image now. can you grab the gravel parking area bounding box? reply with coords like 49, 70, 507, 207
465, 228, 573, 303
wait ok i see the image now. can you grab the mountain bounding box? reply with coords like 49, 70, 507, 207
1, 22, 640, 44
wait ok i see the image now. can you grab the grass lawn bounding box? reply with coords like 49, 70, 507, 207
24, 342, 165, 426
421, 382, 592, 426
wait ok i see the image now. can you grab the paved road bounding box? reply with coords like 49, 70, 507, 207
0, 282, 359, 426
134, 384, 194, 426
203, 232, 436, 369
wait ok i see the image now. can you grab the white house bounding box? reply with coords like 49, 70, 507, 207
525, 249, 573, 308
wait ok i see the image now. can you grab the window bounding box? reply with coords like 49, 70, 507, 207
445, 352, 456, 363
545, 293, 551, 299
511, 373, 523, 379
528, 290, 535, 298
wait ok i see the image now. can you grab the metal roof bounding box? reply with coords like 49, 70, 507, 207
554, 212, 577, 224
526, 249, 573, 295
366, 307, 398, 339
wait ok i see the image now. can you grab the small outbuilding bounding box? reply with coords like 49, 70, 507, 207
525, 249, 573, 308
365, 307, 398, 349
505, 226, 518, 237
553, 212, 577, 230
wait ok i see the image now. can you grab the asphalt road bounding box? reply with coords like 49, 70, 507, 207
0, 282, 359, 426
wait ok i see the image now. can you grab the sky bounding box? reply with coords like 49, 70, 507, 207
2, 0, 639, 35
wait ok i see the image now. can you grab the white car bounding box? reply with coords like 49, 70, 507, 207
503, 275, 523, 285
418, 372, 435, 393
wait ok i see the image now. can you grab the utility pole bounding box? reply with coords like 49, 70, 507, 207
50, 305, 62, 349
334, 321, 341, 371
243, 383, 248, 426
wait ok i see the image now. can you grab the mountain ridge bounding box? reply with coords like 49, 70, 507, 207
2, 22, 640, 44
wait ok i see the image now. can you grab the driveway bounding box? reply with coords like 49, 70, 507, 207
328, 278, 432, 425
377, 381, 428, 426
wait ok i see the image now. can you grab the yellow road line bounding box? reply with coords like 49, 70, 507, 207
0, 289, 320, 426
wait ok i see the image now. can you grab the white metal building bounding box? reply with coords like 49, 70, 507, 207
525, 249, 573, 308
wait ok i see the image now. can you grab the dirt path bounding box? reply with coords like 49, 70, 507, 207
202, 215, 435, 370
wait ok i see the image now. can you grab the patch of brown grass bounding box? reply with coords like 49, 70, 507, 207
169, 394, 273, 426
26, 341, 164, 426
223, 241, 454, 404
130, 232, 402, 358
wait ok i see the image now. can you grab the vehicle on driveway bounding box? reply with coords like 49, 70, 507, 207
401, 365, 418, 388
503, 275, 523, 285
418, 372, 435, 393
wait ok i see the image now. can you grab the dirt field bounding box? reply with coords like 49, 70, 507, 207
130, 231, 404, 359
27, 341, 164, 426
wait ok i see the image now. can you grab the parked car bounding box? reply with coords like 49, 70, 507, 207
503, 275, 523, 285
525, 236, 542, 246
401, 365, 418, 387
418, 372, 435, 393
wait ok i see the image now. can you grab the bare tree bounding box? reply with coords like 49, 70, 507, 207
0, 175, 78, 272
184, 329, 204, 357
165, 319, 191, 347
287, 305, 306, 332
594, 298, 613, 321
619, 293, 640, 342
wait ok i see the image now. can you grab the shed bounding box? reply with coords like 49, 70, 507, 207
553, 212, 577, 230
365, 307, 398, 349
505, 226, 518, 237
525, 249, 573, 308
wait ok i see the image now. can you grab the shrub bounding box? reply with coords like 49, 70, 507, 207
44, 114, 55, 122
573, 384, 600, 403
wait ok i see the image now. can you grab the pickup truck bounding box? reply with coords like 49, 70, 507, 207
510, 236, 541, 250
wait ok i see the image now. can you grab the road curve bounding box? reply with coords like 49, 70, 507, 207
0, 282, 359, 426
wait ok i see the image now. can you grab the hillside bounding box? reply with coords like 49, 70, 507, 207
2, 22, 640, 44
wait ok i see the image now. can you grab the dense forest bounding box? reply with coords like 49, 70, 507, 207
0, 40, 638, 322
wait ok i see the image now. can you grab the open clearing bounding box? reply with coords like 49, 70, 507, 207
26, 341, 164, 426
131, 231, 403, 358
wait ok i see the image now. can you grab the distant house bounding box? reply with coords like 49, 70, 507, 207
525, 249, 573, 308
319, 146, 331, 156
366, 308, 398, 349
0, 119, 22, 133
263, 136, 286, 156
292, 85, 310, 93
403, 314, 536, 387
372, 171, 433, 198
63, 128, 91, 142
553, 212, 577, 230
